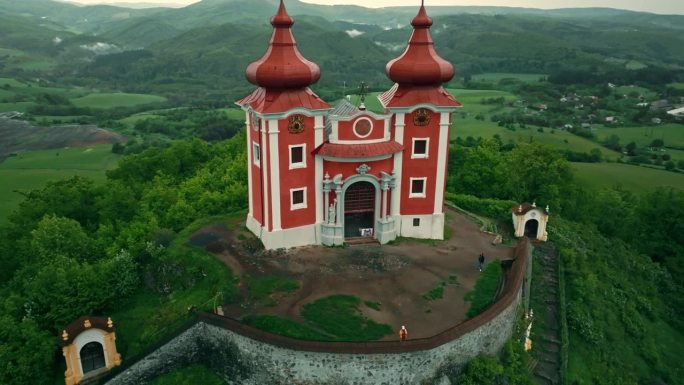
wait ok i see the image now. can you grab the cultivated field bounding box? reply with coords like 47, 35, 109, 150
71, 93, 167, 109
572, 162, 684, 192
471, 73, 547, 83
594, 124, 684, 149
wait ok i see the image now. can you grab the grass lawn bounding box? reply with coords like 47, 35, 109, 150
0, 145, 119, 223
247, 275, 299, 305
423, 281, 447, 301
149, 364, 226, 385
669, 82, 684, 90
471, 73, 547, 83
301, 294, 392, 341
572, 162, 684, 192
71, 93, 167, 109
242, 314, 334, 341
464, 260, 503, 317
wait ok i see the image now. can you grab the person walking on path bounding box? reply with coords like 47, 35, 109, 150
399, 325, 408, 341
478, 252, 485, 272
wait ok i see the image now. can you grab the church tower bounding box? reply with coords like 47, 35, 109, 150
237, 0, 331, 249
378, 1, 460, 239
237, 1, 459, 249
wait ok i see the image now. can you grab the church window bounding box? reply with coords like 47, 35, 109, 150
253, 143, 260, 166
412, 138, 429, 158
291, 187, 307, 210
289, 144, 306, 169
409, 177, 427, 198
413, 218, 421, 227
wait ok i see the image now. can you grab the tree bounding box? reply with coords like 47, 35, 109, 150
603, 134, 621, 151
500, 142, 574, 213
31, 215, 93, 262
0, 317, 55, 385
650, 138, 664, 149
626, 141, 637, 156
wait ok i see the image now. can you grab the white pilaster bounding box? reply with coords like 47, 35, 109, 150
434, 112, 450, 214
392, 113, 404, 218
268, 119, 281, 231
315, 115, 324, 225
246, 113, 253, 216
261, 119, 269, 230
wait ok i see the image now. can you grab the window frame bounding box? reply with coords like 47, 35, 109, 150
409, 177, 427, 198
289, 144, 307, 170
411, 137, 429, 159
252, 142, 260, 166
290, 187, 307, 210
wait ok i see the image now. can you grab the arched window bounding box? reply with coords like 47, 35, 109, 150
80, 341, 106, 374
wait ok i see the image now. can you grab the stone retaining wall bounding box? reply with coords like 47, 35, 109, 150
104, 240, 530, 385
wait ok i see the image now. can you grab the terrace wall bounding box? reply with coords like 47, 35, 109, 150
104, 240, 531, 385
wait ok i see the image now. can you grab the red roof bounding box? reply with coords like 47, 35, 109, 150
314, 141, 403, 158
379, 84, 460, 108
385, 4, 454, 87
237, 87, 331, 114
511, 203, 548, 216
245, 0, 321, 89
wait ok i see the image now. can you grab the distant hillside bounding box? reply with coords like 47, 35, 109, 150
75, 17, 389, 101
99, 17, 181, 48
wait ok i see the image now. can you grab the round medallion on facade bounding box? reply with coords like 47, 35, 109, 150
413, 108, 431, 126
353, 117, 373, 138
288, 115, 305, 134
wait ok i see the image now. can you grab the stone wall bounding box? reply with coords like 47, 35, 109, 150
105, 240, 530, 385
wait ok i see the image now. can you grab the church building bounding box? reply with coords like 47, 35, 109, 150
237, 0, 460, 249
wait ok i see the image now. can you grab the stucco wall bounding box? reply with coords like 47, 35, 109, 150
105, 241, 530, 385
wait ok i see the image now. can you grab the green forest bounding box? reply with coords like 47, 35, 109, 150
1, 0, 684, 384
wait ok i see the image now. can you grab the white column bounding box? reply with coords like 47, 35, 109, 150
261, 120, 269, 230
335, 185, 342, 226
268, 119, 281, 231
381, 184, 388, 221
315, 115, 325, 224
246, 113, 253, 217
434, 112, 450, 215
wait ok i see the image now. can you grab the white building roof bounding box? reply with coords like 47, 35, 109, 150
667, 107, 684, 116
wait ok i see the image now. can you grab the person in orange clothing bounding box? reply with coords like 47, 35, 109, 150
399, 325, 408, 341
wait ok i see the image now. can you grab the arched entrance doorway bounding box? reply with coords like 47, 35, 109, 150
80, 341, 106, 374
524, 219, 539, 239
344, 181, 376, 238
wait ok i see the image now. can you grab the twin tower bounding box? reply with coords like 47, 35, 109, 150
236, 0, 460, 249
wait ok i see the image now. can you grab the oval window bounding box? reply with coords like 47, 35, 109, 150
353, 118, 373, 138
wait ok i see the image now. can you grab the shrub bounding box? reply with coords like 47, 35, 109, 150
446, 192, 516, 220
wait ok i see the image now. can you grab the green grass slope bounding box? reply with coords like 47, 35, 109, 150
0, 145, 119, 222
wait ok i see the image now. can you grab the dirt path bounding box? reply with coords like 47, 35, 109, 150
532, 242, 561, 385
191, 210, 515, 340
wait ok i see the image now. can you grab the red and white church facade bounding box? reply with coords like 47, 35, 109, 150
237, 1, 460, 249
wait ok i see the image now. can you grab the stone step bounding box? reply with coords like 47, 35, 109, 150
541, 334, 561, 344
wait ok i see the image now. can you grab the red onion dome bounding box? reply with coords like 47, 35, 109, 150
246, 0, 321, 89
385, 3, 454, 86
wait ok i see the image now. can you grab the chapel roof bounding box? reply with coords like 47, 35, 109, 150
59, 316, 115, 347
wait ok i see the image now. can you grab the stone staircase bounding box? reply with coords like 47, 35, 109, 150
533, 242, 561, 385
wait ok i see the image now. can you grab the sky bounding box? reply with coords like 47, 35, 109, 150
67, 0, 684, 15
